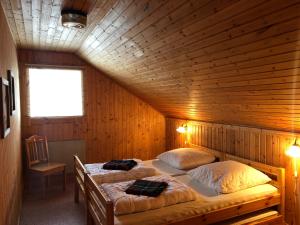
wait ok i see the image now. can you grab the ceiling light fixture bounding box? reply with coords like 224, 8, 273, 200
61, 10, 87, 29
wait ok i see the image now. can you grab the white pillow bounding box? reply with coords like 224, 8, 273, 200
188, 160, 271, 194
157, 148, 215, 170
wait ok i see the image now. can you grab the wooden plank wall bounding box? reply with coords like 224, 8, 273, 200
0, 4, 22, 225
166, 117, 300, 225
3, 1, 300, 133
18, 50, 165, 163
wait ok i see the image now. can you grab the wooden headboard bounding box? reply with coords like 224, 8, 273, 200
189, 143, 225, 161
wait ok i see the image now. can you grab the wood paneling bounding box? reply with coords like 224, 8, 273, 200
18, 49, 165, 162
2, 1, 300, 222
2, 0, 300, 132
0, 4, 22, 225
166, 117, 300, 225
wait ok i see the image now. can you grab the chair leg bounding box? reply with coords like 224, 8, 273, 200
63, 167, 67, 191
46, 175, 49, 187
43, 175, 47, 198
26, 171, 31, 193
74, 181, 79, 203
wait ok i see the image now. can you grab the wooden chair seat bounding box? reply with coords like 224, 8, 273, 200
30, 162, 66, 175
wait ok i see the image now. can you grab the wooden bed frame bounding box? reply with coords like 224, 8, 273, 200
84, 154, 285, 225
74, 155, 87, 203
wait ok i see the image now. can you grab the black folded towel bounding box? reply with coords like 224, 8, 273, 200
102, 159, 138, 171
125, 179, 168, 197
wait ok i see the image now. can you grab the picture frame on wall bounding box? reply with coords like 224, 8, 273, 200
7, 70, 16, 115
0, 77, 10, 138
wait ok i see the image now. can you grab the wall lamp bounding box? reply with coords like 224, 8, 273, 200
286, 138, 300, 177
176, 124, 188, 134
176, 123, 191, 145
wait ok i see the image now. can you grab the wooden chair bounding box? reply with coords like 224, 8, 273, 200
25, 135, 67, 195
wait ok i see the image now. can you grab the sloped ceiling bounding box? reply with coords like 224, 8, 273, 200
1, 0, 300, 131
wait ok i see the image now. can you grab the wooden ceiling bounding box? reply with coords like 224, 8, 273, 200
1, 0, 300, 132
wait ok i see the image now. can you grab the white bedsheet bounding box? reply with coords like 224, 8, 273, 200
143, 159, 187, 176
101, 175, 196, 215
85, 160, 158, 184
114, 175, 278, 225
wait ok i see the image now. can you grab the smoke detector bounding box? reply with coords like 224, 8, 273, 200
61, 10, 87, 29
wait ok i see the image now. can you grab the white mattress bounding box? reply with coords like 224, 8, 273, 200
114, 175, 278, 225
143, 159, 187, 176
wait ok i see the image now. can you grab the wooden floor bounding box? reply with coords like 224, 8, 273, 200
20, 175, 85, 225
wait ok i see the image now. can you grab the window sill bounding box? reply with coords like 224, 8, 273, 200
26, 116, 85, 125
29, 116, 84, 119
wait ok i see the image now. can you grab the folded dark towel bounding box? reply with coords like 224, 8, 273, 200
102, 159, 138, 171
125, 179, 168, 197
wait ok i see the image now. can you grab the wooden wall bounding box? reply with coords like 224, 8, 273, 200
0, 4, 22, 225
18, 49, 165, 163
166, 117, 300, 225
2, 0, 300, 133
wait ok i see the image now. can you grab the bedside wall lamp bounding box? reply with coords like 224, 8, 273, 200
176, 124, 188, 134
176, 123, 190, 145
286, 138, 300, 177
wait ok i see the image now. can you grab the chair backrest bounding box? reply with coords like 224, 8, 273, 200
25, 135, 49, 168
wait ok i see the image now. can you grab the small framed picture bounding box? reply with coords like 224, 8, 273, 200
0, 77, 10, 138
7, 70, 16, 115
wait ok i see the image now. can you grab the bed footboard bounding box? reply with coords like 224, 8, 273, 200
85, 173, 114, 225
74, 155, 87, 203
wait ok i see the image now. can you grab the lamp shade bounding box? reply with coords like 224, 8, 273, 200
286, 144, 300, 158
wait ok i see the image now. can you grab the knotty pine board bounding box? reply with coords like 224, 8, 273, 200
2, 0, 300, 132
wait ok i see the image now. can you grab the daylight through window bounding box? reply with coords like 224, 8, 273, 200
29, 68, 83, 117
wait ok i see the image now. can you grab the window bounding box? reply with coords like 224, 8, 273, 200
28, 68, 83, 117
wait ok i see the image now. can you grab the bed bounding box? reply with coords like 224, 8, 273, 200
74, 156, 158, 203
73, 156, 187, 203
74, 146, 222, 203
84, 154, 285, 225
